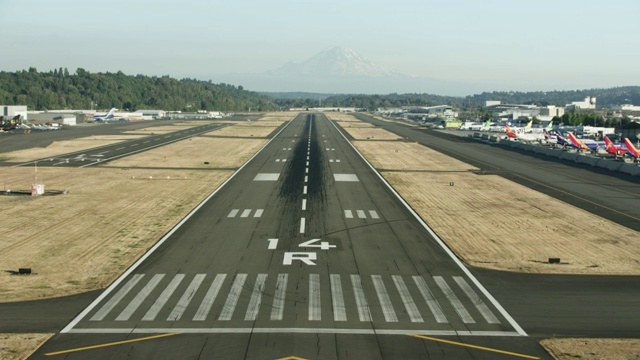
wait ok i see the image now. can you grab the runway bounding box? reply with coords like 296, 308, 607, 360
30, 113, 550, 359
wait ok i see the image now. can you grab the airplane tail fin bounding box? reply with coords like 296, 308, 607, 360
525, 120, 533, 130
545, 120, 553, 130
603, 136, 614, 150
107, 108, 116, 117
624, 138, 640, 158
568, 132, 588, 150
504, 126, 516, 138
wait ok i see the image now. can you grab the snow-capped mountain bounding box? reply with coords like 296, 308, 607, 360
212, 46, 472, 95
271, 46, 389, 77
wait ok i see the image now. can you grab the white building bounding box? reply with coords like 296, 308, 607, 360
1, 105, 28, 120
566, 96, 596, 110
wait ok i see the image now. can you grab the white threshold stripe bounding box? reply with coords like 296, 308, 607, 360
67, 328, 523, 337
219, 274, 247, 321
328, 118, 527, 336
143, 274, 185, 321
392, 275, 423, 323
372, 275, 398, 322
357, 210, 366, 219
254, 209, 264, 218
434, 276, 475, 324
345, 210, 353, 219
245, 274, 268, 321
240, 209, 251, 218
228, 209, 239, 218
90, 274, 144, 321
454, 276, 500, 324
193, 274, 227, 321
168, 274, 206, 321
351, 275, 370, 322
63, 120, 292, 332
271, 274, 288, 321
369, 210, 379, 219
413, 276, 447, 323
116, 274, 165, 321
330, 274, 347, 321
309, 274, 321, 321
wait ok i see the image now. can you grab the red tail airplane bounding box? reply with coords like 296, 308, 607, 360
603, 136, 627, 158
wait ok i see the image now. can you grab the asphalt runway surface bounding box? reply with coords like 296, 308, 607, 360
1, 113, 637, 359
25, 113, 550, 359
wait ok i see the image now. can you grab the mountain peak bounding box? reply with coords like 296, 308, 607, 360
272, 46, 389, 77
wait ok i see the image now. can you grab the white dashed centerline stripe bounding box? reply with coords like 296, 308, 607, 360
168, 274, 206, 321
330, 274, 347, 321
300, 218, 306, 234
194, 274, 227, 321
90, 274, 144, 321
271, 274, 288, 320
304, 176, 308, 183
309, 274, 321, 321
142, 274, 185, 321
219, 274, 247, 321
434, 276, 475, 324
115, 274, 165, 321
303, 186, 307, 195
244, 274, 268, 321
302, 199, 307, 211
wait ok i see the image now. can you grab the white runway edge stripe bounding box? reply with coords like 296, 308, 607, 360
61, 118, 295, 333
328, 117, 528, 336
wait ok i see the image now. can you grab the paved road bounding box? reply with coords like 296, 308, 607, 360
29, 113, 549, 359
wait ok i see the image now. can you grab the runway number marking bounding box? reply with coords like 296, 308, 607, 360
267, 238, 336, 265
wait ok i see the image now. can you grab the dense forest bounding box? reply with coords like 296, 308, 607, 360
0, 68, 278, 112
267, 87, 640, 111
1, 68, 638, 114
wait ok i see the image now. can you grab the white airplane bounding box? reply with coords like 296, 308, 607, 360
93, 108, 117, 122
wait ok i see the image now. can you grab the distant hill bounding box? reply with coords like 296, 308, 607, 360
0, 68, 278, 112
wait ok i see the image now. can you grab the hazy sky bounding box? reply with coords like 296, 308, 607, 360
1, 0, 639, 95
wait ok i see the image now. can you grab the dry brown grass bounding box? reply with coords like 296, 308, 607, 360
355, 141, 478, 171
383, 171, 640, 274
540, 338, 640, 360
205, 124, 278, 138
103, 136, 267, 169
335, 121, 375, 128
340, 127, 402, 140
0, 334, 52, 360
326, 113, 361, 122
0, 167, 233, 302
0, 135, 145, 163
122, 124, 201, 135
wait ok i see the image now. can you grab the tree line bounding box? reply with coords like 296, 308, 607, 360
0, 68, 278, 112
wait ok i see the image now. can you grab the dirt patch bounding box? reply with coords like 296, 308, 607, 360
541, 338, 640, 360
0, 135, 145, 163
0, 333, 52, 360
122, 124, 202, 135
355, 141, 478, 171
102, 136, 267, 169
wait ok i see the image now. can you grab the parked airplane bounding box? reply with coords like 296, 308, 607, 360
542, 129, 558, 144
568, 132, 604, 152
624, 138, 640, 160
603, 136, 627, 158
0, 115, 21, 131
93, 108, 116, 122
504, 125, 544, 142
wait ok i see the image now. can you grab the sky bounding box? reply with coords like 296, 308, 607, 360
1, 0, 639, 95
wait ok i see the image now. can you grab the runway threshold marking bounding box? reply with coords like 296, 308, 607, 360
409, 334, 539, 359
44, 333, 179, 356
